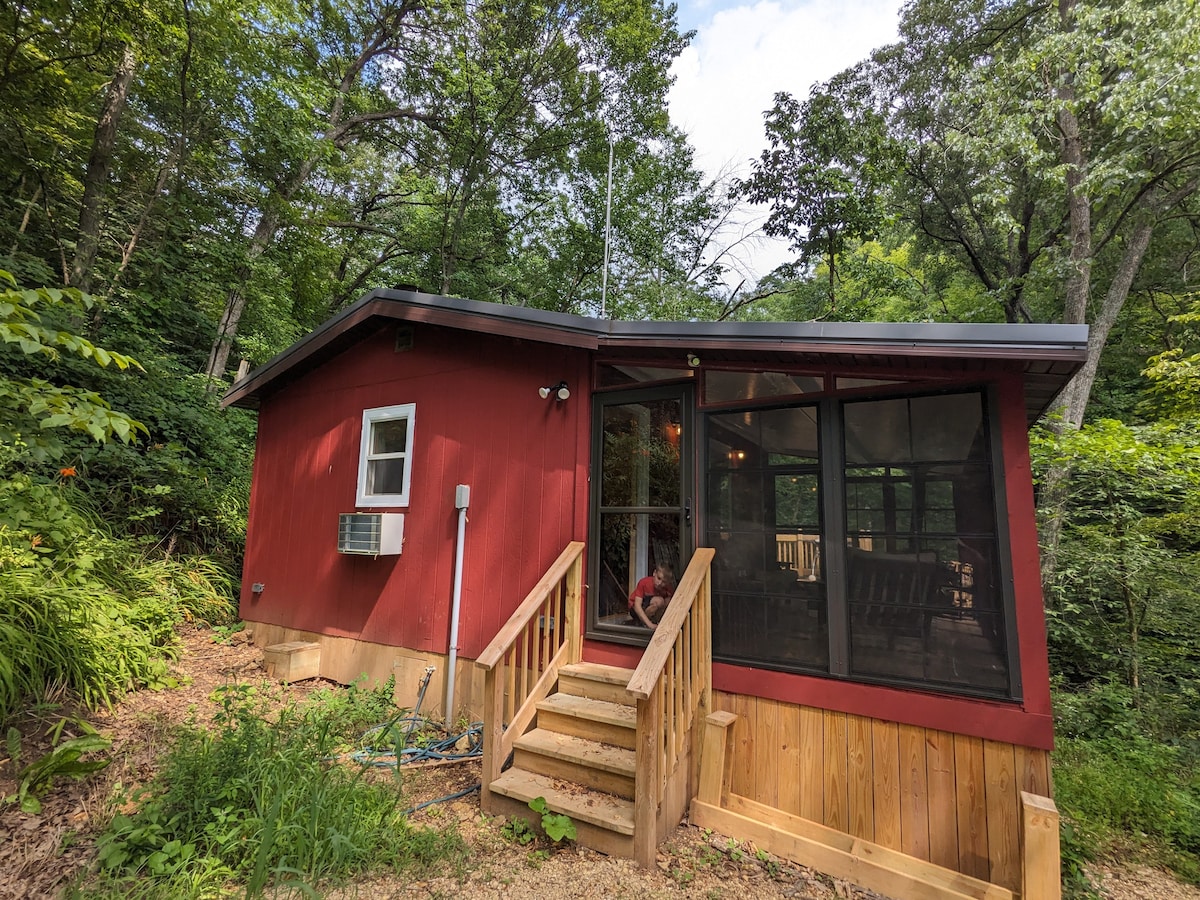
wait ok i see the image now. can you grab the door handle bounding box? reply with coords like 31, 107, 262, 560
684, 498, 692, 525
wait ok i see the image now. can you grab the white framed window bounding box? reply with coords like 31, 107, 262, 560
356, 404, 416, 507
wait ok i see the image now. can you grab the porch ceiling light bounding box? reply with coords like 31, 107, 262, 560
539, 380, 570, 401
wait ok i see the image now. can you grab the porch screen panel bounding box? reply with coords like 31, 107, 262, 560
706, 406, 828, 672
842, 391, 1009, 695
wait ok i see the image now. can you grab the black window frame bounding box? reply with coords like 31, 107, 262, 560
701, 383, 1023, 702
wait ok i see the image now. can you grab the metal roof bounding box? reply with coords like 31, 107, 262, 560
221, 288, 1089, 422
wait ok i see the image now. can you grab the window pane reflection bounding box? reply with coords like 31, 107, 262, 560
601, 400, 682, 508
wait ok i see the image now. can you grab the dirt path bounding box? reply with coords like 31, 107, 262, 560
1, 627, 1196, 899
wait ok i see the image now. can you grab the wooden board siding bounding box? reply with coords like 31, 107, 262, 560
241, 322, 590, 659
711, 690, 1051, 892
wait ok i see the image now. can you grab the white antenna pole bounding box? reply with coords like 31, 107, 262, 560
601, 137, 614, 318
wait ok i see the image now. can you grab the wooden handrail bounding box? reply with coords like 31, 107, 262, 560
628, 547, 714, 867
478, 541, 585, 670
627, 548, 715, 699
479, 541, 585, 816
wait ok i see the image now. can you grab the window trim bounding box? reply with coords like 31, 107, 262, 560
356, 403, 416, 507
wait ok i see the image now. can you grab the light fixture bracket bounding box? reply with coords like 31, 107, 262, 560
539, 380, 570, 401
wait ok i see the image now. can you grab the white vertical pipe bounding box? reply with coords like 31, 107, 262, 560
446, 484, 470, 726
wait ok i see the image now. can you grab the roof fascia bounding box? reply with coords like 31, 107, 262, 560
222, 288, 1089, 410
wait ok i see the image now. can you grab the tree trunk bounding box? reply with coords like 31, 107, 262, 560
10, 177, 41, 252
202, 3, 429, 385
204, 202, 289, 382
1123, 584, 1140, 702
1057, 218, 1154, 428
107, 148, 179, 298
72, 43, 136, 294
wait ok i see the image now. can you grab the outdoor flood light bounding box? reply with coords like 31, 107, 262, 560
539, 381, 570, 401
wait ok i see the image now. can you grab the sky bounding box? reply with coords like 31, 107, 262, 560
666, 0, 904, 285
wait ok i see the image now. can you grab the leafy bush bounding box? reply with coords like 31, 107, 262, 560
0, 275, 239, 723
299, 675, 401, 748
0, 469, 235, 722
91, 684, 464, 896
1053, 683, 1200, 883
1, 271, 254, 568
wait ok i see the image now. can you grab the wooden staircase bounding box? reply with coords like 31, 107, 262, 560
477, 544, 715, 865
487, 663, 639, 857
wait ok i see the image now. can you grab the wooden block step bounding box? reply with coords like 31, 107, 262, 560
263, 641, 320, 683
536, 693, 637, 749
513, 728, 636, 799
490, 769, 634, 835
558, 662, 636, 705
484, 788, 635, 859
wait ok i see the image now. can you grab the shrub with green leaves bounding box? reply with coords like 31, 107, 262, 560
1053, 683, 1200, 885
90, 684, 464, 897
0, 271, 145, 456
0, 466, 236, 722
0, 276, 237, 723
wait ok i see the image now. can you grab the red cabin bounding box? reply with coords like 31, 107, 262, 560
224, 289, 1085, 897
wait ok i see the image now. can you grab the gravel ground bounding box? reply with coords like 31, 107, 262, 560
1, 626, 1197, 899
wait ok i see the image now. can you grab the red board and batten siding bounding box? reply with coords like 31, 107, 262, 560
240, 322, 591, 660
585, 369, 1054, 752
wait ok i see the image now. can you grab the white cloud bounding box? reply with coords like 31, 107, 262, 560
669, 0, 903, 282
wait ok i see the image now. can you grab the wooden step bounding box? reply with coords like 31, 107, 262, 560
263, 641, 320, 683
513, 728, 636, 799
536, 693, 637, 749
490, 769, 635, 835
558, 662, 636, 705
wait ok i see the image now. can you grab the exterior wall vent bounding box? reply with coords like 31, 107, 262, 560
337, 512, 404, 556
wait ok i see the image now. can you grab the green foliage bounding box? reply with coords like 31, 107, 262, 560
500, 798, 577, 847
89, 683, 464, 896
1036, 419, 1200, 884
299, 675, 400, 749
1053, 683, 1200, 883
1142, 302, 1200, 421
745, 236, 996, 324
500, 815, 536, 846
4, 723, 111, 814
737, 72, 898, 268
0, 464, 235, 722
0, 272, 146, 458
528, 796, 576, 844
209, 622, 245, 645
1033, 419, 1200, 698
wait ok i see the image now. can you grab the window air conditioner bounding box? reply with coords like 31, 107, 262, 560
337, 513, 404, 556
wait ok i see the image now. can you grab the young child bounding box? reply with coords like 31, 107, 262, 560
628, 564, 674, 630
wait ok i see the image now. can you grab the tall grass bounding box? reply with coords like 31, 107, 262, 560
0, 473, 236, 722
88, 683, 465, 897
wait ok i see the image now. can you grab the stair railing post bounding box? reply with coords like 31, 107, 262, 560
565, 549, 583, 666
480, 664, 503, 813
689, 564, 713, 794
1021, 791, 1061, 900
700, 564, 712, 717
695, 710, 737, 809
634, 684, 661, 869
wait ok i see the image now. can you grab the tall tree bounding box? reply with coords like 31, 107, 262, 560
203, 0, 432, 382
740, 0, 1200, 429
